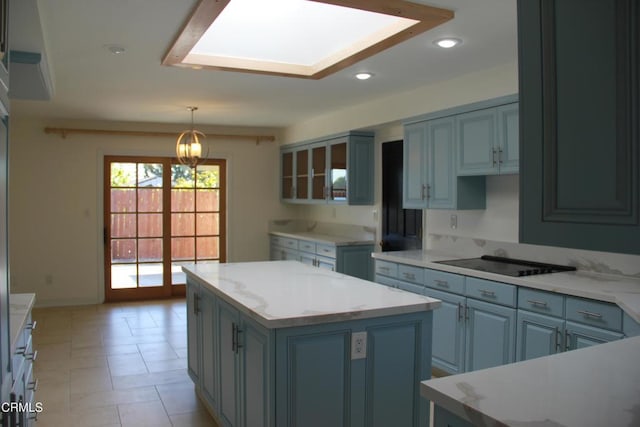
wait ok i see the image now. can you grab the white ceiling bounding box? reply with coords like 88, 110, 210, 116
10, 0, 517, 128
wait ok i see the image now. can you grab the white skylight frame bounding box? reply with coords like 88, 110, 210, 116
163, 0, 454, 79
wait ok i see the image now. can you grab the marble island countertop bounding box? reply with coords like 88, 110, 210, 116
183, 260, 440, 329
9, 293, 36, 352
421, 335, 640, 427
372, 250, 640, 322
270, 230, 375, 246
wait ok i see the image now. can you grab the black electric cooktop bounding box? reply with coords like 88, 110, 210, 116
435, 255, 576, 277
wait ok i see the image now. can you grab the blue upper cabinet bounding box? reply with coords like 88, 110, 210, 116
403, 117, 486, 210
280, 131, 374, 205
456, 102, 519, 176
518, 0, 640, 255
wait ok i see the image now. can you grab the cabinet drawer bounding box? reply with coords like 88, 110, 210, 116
298, 240, 316, 253
375, 260, 398, 278
465, 277, 516, 307
398, 264, 424, 285
316, 244, 336, 258
565, 297, 622, 332
270, 236, 298, 250
424, 269, 464, 294
518, 288, 564, 318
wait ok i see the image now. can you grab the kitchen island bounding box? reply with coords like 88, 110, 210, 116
183, 261, 440, 427
421, 335, 640, 427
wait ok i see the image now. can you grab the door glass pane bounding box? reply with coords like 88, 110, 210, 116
197, 237, 219, 259
138, 214, 162, 237
138, 188, 162, 212
111, 265, 137, 289
111, 163, 136, 187
196, 189, 219, 211
111, 214, 136, 238
172, 213, 195, 236
282, 152, 293, 199
111, 189, 136, 212
197, 213, 219, 235
139, 238, 162, 262
138, 263, 163, 287
296, 149, 308, 199
172, 237, 195, 260
138, 163, 163, 187
172, 189, 194, 211
111, 239, 136, 263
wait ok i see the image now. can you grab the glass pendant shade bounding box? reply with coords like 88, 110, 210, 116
176, 107, 208, 168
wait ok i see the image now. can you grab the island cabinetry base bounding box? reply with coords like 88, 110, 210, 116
187, 278, 433, 427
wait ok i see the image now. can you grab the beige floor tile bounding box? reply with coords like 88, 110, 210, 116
118, 400, 171, 427
108, 353, 148, 377
169, 408, 219, 427
69, 405, 121, 427
72, 343, 139, 359
155, 380, 200, 415
138, 342, 179, 362
71, 334, 105, 349
69, 366, 113, 394
111, 369, 189, 390
71, 386, 159, 411
145, 357, 187, 373
36, 342, 72, 362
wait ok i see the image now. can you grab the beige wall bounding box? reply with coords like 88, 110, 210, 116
8, 117, 292, 306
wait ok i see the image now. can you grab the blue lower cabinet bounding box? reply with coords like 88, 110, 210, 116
433, 405, 474, 427
465, 298, 516, 371
423, 288, 465, 375
565, 321, 624, 350
517, 310, 564, 361
624, 313, 640, 337
275, 312, 433, 427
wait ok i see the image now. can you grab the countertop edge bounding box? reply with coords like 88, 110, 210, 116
372, 251, 640, 323
270, 231, 375, 246
9, 293, 36, 353
184, 265, 441, 329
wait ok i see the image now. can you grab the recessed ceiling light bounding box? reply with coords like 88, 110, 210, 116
434, 38, 462, 49
355, 72, 373, 80
105, 44, 126, 55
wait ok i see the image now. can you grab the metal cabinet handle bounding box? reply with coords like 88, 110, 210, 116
564, 329, 571, 351
527, 299, 548, 308
464, 305, 469, 320
231, 323, 243, 354
426, 184, 431, 199
27, 321, 37, 331
434, 279, 449, 288
235, 326, 243, 352
402, 272, 415, 281
479, 289, 496, 298
498, 147, 504, 164
379, 266, 390, 272
457, 302, 463, 321
492, 148, 497, 166
28, 378, 38, 392
15, 346, 26, 356
577, 310, 603, 319
421, 184, 427, 200
555, 328, 561, 352
26, 350, 38, 362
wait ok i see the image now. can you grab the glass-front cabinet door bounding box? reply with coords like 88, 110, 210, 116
310, 143, 327, 201
329, 140, 347, 202
296, 148, 309, 200
281, 150, 294, 200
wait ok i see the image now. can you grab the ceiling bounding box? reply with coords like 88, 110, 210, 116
9, 0, 517, 128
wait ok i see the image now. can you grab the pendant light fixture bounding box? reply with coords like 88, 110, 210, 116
176, 106, 207, 168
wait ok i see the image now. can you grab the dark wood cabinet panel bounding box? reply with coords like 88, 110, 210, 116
519, 0, 640, 254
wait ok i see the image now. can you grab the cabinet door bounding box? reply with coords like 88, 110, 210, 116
346, 134, 375, 205
328, 139, 348, 203
456, 109, 498, 176
242, 318, 272, 427
281, 150, 295, 201
186, 282, 200, 383
310, 142, 327, 202
403, 122, 428, 209
565, 321, 624, 351
295, 148, 309, 200
465, 299, 516, 371
316, 255, 336, 272
423, 288, 466, 375
496, 103, 519, 174
200, 289, 218, 410
518, 0, 640, 255
218, 301, 240, 427
516, 310, 563, 361
298, 252, 316, 267
427, 117, 456, 209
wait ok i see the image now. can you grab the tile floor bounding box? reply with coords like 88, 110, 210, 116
31, 299, 218, 427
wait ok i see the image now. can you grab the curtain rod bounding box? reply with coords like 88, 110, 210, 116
43, 127, 276, 144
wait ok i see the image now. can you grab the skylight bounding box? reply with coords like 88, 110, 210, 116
163, 0, 454, 79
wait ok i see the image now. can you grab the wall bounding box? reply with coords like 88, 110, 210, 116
8, 117, 292, 306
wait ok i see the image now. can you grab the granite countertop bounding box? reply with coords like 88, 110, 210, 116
183, 260, 440, 329
9, 293, 36, 352
372, 250, 640, 322
421, 335, 640, 427
270, 231, 375, 246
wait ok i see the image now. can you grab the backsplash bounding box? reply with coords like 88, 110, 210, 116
269, 219, 376, 241
428, 233, 640, 279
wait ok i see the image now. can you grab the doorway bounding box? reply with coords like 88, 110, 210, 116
104, 156, 226, 302
381, 141, 422, 251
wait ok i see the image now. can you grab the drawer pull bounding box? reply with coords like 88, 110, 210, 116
479, 289, 496, 297
15, 346, 26, 356
402, 272, 416, 281
379, 266, 390, 272
577, 309, 603, 319
28, 378, 39, 391
26, 350, 38, 361
527, 299, 548, 308
434, 279, 449, 288
27, 321, 37, 331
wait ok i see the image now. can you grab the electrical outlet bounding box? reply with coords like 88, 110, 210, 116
450, 214, 458, 230
351, 331, 367, 360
